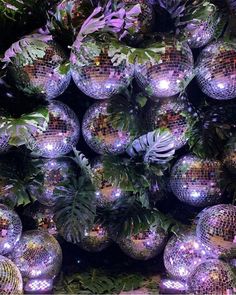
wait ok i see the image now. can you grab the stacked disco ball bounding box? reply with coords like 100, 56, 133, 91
196, 40, 236, 100
82, 101, 131, 155
31, 100, 80, 158
4, 34, 71, 100
170, 154, 223, 207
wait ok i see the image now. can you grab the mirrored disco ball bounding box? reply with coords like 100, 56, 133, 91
0, 255, 23, 295
223, 136, 236, 173
8, 38, 71, 100
135, 39, 194, 97
0, 205, 22, 255
91, 158, 125, 207
78, 225, 111, 252
32, 101, 80, 158
196, 40, 236, 100
29, 158, 76, 206
170, 154, 223, 207
0, 134, 10, 154
196, 204, 236, 257
82, 101, 131, 155
10, 230, 62, 279
70, 36, 134, 99
188, 259, 235, 294
118, 226, 167, 260
145, 97, 189, 149
164, 231, 211, 280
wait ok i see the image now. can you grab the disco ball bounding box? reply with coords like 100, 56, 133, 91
223, 136, 236, 173
78, 225, 111, 252
70, 35, 134, 99
0, 205, 22, 255
10, 230, 62, 279
135, 38, 194, 97
145, 97, 190, 149
91, 158, 125, 207
31, 100, 80, 158
188, 259, 235, 294
24, 204, 58, 236
0, 255, 23, 295
118, 225, 167, 260
82, 101, 131, 155
170, 154, 223, 207
196, 40, 236, 100
196, 204, 236, 257
164, 231, 211, 280
29, 158, 76, 206
7, 35, 71, 100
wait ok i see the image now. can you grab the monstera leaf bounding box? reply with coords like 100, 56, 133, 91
127, 129, 175, 164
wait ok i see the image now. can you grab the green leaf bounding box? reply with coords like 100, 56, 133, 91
72, 148, 93, 179
59, 62, 70, 75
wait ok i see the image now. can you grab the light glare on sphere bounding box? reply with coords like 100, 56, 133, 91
135, 39, 194, 97
118, 226, 167, 260
82, 101, 131, 155
188, 259, 235, 294
0, 255, 23, 295
70, 36, 134, 100
164, 231, 211, 280
196, 204, 236, 257
8, 37, 71, 100
145, 97, 190, 149
78, 225, 111, 252
0, 205, 22, 255
10, 230, 62, 279
31, 101, 80, 158
196, 40, 236, 100
170, 154, 223, 207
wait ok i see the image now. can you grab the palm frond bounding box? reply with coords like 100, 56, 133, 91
72, 148, 93, 179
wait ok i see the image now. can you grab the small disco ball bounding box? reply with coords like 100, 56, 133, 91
0, 255, 23, 295
91, 158, 125, 207
10, 230, 62, 279
82, 101, 131, 155
118, 226, 167, 260
24, 204, 58, 236
164, 231, 211, 280
31, 100, 80, 158
29, 158, 76, 206
0, 205, 22, 255
188, 259, 235, 294
135, 38, 194, 98
223, 136, 236, 173
7, 35, 71, 100
145, 97, 190, 149
196, 204, 236, 257
78, 225, 111, 252
196, 40, 236, 100
170, 154, 223, 207
70, 35, 134, 99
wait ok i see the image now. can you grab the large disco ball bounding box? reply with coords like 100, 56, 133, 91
0, 255, 23, 295
170, 154, 223, 207
196, 204, 236, 257
29, 158, 76, 206
82, 101, 131, 155
164, 231, 211, 280
10, 230, 62, 279
145, 97, 190, 149
31, 101, 80, 158
91, 158, 125, 207
223, 135, 236, 173
135, 38, 194, 97
70, 35, 134, 99
6, 35, 71, 100
196, 40, 236, 100
78, 225, 111, 252
188, 259, 235, 294
0, 205, 22, 255
118, 225, 167, 260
